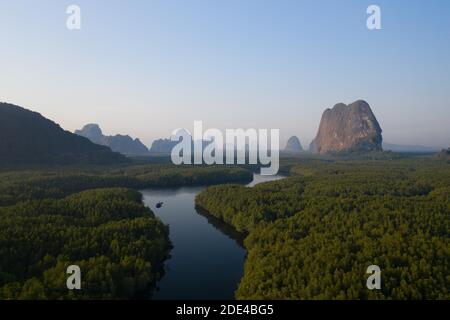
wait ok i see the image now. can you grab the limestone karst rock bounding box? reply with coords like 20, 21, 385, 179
149, 138, 179, 154
310, 100, 382, 154
75, 124, 149, 155
284, 136, 303, 152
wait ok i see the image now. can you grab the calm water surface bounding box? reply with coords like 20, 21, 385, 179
141, 173, 283, 299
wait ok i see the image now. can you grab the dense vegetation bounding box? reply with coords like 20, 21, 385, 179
0, 163, 252, 299
0, 102, 128, 166
0, 164, 253, 206
0, 188, 171, 299
196, 158, 450, 299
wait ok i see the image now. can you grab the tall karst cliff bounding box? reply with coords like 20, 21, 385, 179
310, 100, 382, 154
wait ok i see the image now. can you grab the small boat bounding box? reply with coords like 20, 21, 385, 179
156, 202, 163, 208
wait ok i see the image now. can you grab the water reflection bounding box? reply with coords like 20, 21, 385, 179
141, 173, 284, 300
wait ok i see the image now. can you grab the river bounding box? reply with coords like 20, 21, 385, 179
141, 173, 284, 300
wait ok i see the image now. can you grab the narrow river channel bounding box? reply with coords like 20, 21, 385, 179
141, 173, 283, 299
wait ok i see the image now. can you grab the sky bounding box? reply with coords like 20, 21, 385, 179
0, 0, 449, 148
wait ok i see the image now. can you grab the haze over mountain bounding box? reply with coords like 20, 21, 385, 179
2, 2, 450, 149
382, 142, 442, 153
0, 102, 128, 166
75, 124, 149, 155
310, 100, 383, 154
149, 138, 179, 154
284, 136, 303, 152
149, 136, 213, 154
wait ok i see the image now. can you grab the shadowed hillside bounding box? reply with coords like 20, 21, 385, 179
0, 102, 129, 166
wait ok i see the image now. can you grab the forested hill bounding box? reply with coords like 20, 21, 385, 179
0, 102, 128, 166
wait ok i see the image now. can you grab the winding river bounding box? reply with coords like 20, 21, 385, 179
141, 173, 283, 300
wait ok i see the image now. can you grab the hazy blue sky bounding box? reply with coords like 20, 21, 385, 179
0, 0, 449, 148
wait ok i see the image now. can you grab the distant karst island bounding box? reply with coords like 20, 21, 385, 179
284, 136, 304, 153
149, 138, 179, 154
75, 123, 149, 156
